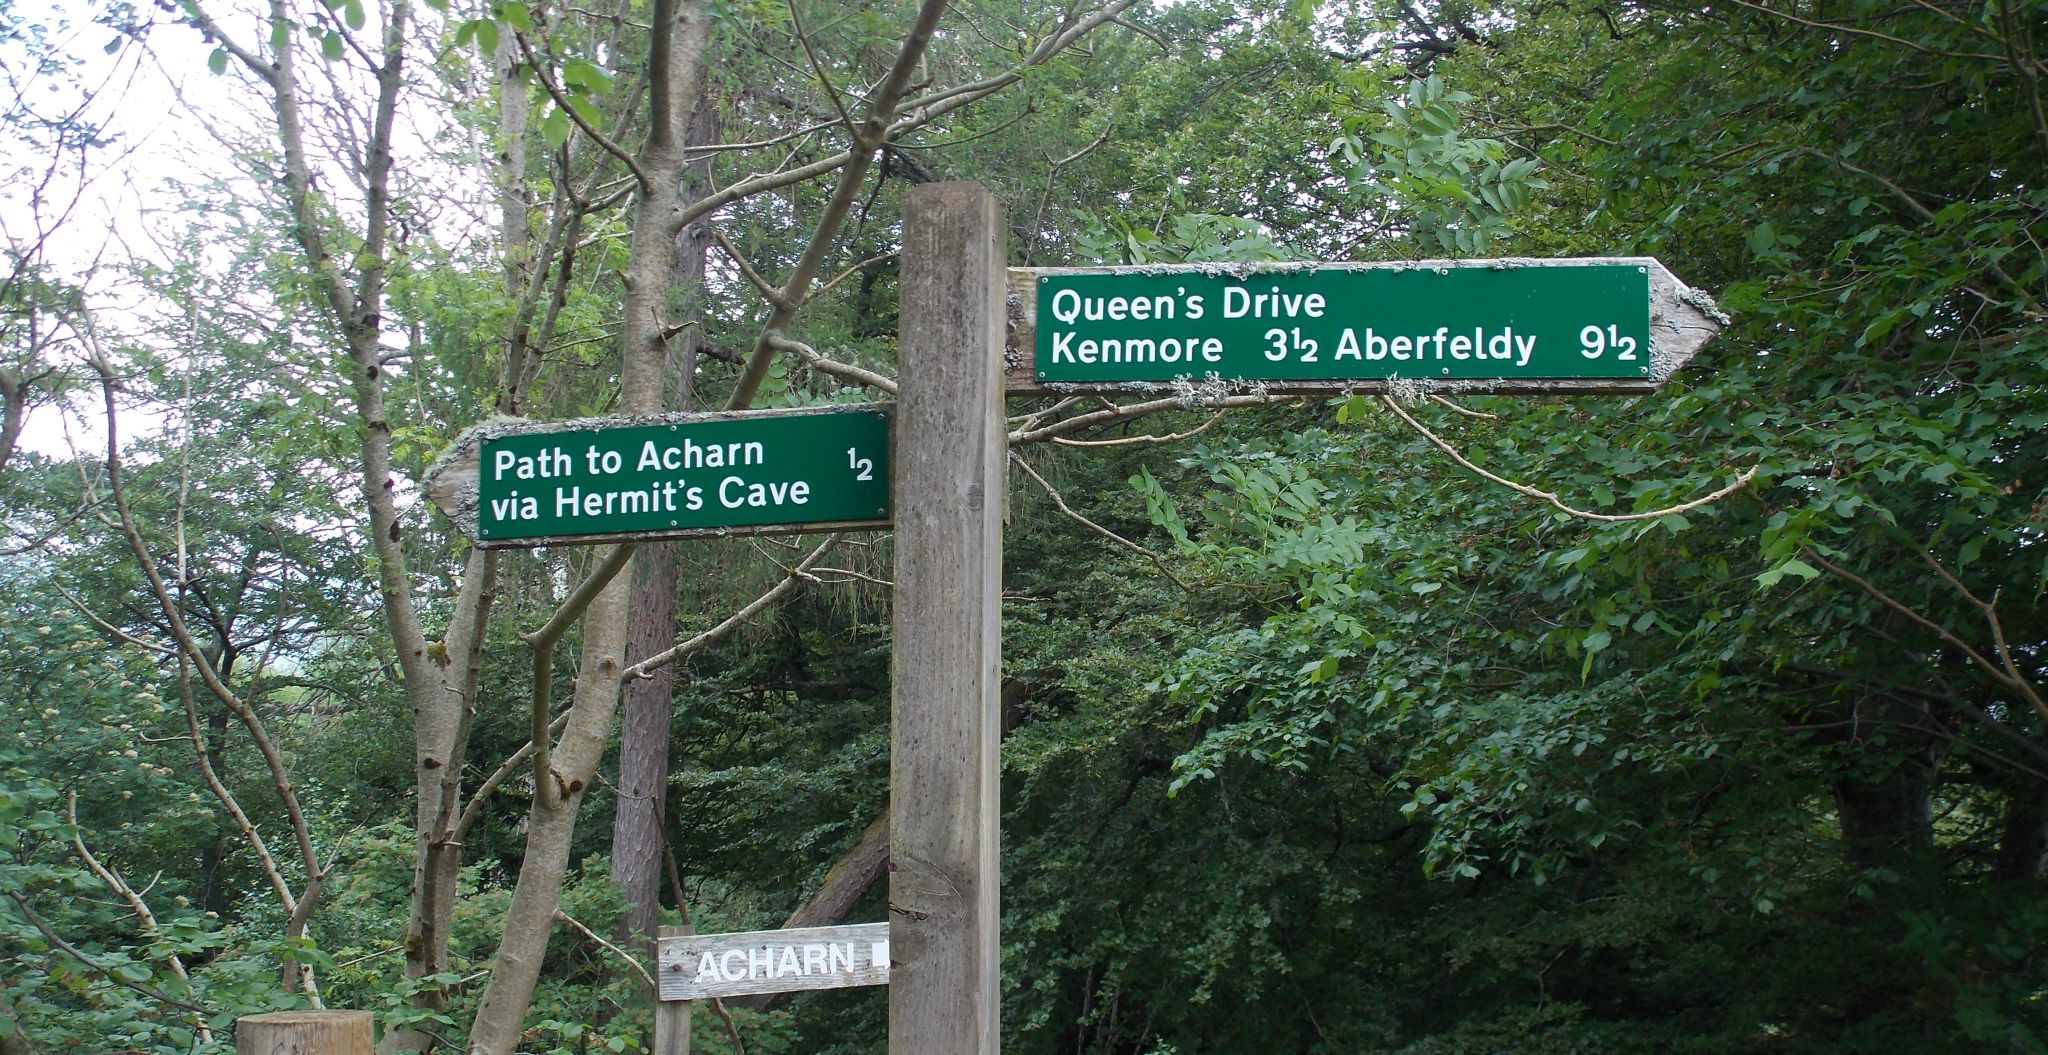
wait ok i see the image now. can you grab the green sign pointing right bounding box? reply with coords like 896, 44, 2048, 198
1008, 257, 1722, 395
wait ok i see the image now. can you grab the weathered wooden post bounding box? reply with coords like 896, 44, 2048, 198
234, 1010, 372, 1055
653, 924, 692, 1055
889, 182, 1006, 1055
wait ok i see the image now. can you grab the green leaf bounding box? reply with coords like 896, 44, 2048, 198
562, 57, 615, 95
343, 0, 365, 30
565, 93, 602, 129
540, 106, 570, 149
1755, 558, 1820, 587
321, 30, 344, 61
1746, 221, 1777, 255
207, 47, 228, 74
493, 0, 532, 31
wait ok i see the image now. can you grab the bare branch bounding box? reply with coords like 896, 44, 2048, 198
786, 0, 858, 136
1009, 393, 1289, 445
722, 0, 952, 410
519, 544, 637, 808
1379, 394, 1758, 523
767, 334, 898, 395
1428, 394, 1497, 420
1051, 407, 1228, 447
516, 32, 649, 184
624, 534, 842, 679
48, 579, 172, 654
1719, 0, 2004, 62
451, 712, 572, 846
1013, 453, 1190, 590
553, 909, 653, 987
90, 358, 325, 976
1801, 548, 2048, 723
713, 228, 792, 309
3, 891, 208, 1015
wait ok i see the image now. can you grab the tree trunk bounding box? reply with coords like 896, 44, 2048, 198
612, 96, 718, 970
614, 540, 679, 959
1995, 776, 2048, 880
1828, 694, 1942, 868
464, 4, 711, 1051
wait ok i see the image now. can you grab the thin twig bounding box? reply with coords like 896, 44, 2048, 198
515, 31, 649, 185
553, 909, 653, 987
68, 792, 207, 1045
786, 0, 857, 136
1009, 393, 1289, 445
806, 566, 895, 589
1721, 0, 2004, 62
624, 535, 842, 679
1803, 547, 2048, 722
1380, 395, 1757, 523
451, 711, 573, 845
4, 891, 209, 1014
48, 580, 172, 654
814, 251, 899, 299
1012, 453, 1190, 591
713, 228, 792, 309
1052, 407, 1228, 447
1428, 394, 1497, 420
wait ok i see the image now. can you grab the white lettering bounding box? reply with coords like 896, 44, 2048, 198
1050, 288, 1081, 324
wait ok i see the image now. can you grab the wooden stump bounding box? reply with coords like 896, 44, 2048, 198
234, 1011, 372, 1055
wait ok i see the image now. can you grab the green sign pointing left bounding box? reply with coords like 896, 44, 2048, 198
423, 404, 892, 547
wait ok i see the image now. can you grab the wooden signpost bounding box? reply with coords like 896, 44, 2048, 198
424, 183, 1724, 1055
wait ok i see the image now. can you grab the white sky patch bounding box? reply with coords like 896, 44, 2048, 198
8, 0, 494, 461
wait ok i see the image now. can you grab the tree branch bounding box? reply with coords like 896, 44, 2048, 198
1013, 453, 1190, 590
623, 534, 841, 679
1380, 394, 1759, 523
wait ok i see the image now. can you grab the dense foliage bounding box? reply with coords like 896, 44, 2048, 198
3, 0, 2044, 1052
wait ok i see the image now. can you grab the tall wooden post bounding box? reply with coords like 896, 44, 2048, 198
653, 924, 692, 1055
235, 1011, 372, 1055
890, 182, 1006, 1055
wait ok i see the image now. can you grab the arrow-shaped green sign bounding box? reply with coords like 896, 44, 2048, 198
423, 404, 891, 548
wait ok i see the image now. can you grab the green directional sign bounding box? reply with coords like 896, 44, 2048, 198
424, 405, 892, 547
1019, 259, 1718, 394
